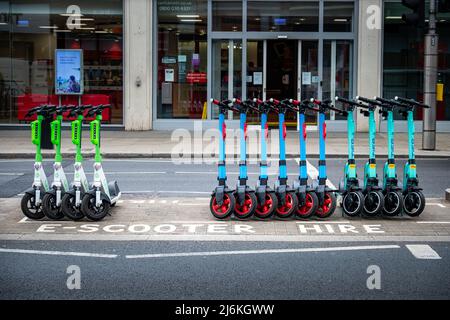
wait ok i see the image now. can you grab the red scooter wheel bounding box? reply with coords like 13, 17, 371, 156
234, 192, 257, 220
315, 192, 337, 218
275, 192, 298, 219
296, 191, 319, 219
254, 192, 278, 219
210, 193, 235, 220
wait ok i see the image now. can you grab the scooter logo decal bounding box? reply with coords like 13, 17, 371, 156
283, 123, 286, 140
323, 123, 327, 139
303, 123, 307, 140
410, 164, 416, 169
370, 164, 376, 169
244, 123, 248, 140
388, 164, 395, 169
265, 123, 269, 139
222, 123, 226, 140
349, 164, 356, 169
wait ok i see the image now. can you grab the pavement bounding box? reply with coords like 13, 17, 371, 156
1, 128, 450, 158
1, 158, 450, 300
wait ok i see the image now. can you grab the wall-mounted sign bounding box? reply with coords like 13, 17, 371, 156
162, 56, 177, 64
165, 69, 175, 82
55, 49, 83, 95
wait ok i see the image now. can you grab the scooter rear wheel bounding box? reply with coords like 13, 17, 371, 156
275, 192, 298, 219
234, 192, 257, 220
382, 190, 403, 217
363, 190, 384, 216
81, 193, 111, 221
21, 192, 45, 220
210, 193, 235, 220
403, 190, 426, 217
342, 191, 364, 217
296, 191, 318, 219
315, 192, 337, 219
61, 193, 85, 221
42, 193, 65, 220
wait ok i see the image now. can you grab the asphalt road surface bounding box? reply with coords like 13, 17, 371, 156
1, 240, 449, 300
0, 158, 449, 198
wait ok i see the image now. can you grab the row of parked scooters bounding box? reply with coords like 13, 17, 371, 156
209, 96, 428, 220
21, 104, 121, 221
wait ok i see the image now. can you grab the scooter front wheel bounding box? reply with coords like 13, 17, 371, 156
210, 193, 235, 220
21, 192, 45, 220
42, 193, 65, 220
342, 191, 364, 217
403, 190, 426, 217
296, 191, 318, 219
61, 193, 85, 221
382, 190, 403, 217
81, 193, 111, 221
315, 192, 337, 219
363, 190, 384, 216
255, 192, 277, 219
275, 192, 298, 219
234, 192, 257, 220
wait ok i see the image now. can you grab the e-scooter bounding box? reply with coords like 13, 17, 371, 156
210, 99, 237, 219
81, 105, 121, 221
246, 98, 279, 219
354, 96, 385, 216
289, 99, 319, 218
268, 98, 298, 219
61, 104, 92, 220
375, 97, 404, 216
334, 97, 365, 217
21, 105, 54, 219
41, 105, 71, 220
310, 98, 338, 218
394, 96, 429, 217
231, 98, 258, 219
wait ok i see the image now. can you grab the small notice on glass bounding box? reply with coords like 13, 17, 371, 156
302, 72, 311, 85
253, 72, 263, 85
165, 69, 174, 82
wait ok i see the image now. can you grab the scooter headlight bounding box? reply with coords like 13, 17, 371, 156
94, 163, 102, 170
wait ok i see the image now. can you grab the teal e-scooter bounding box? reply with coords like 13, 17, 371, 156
394, 96, 429, 216
81, 105, 121, 221
61, 105, 92, 220
375, 97, 404, 216
354, 96, 385, 216
21, 105, 54, 219
334, 97, 365, 217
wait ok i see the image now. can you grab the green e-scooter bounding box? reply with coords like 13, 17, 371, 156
41, 105, 71, 220
394, 96, 429, 217
81, 105, 121, 221
21, 105, 54, 219
375, 97, 404, 216
355, 96, 385, 216
61, 105, 92, 220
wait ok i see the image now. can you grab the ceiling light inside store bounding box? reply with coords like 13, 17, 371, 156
0, 22, 7, 25
385, 16, 401, 19
54, 29, 71, 32
180, 19, 202, 22
78, 18, 94, 21
79, 27, 95, 30
39, 25, 58, 29
60, 13, 82, 17
333, 18, 347, 22
95, 30, 108, 33
176, 15, 200, 18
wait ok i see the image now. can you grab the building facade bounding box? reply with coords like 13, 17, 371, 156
0, 0, 449, 132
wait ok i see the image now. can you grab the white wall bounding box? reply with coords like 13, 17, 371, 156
124, 0, 152, 130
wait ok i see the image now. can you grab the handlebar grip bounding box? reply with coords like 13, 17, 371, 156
335, 96, 360, 107
310, 98, 320, 105
395, 96, 430, 108
289, 99, 300, 106
211, 99, 220, 105
233, 98, 242, 104
253, 98, 263, 105
375, 97, 404, 107
270, 98, 280, 105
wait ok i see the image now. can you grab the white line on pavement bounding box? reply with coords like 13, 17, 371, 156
296, 221, 351, 224
125, 244, 401, 259
427, 203, 447, 208
0, 248, 118, 258
405, 245, 442, 259
0, 173, 24, 176
416, 221, 450, 224
305, 160, 337, 190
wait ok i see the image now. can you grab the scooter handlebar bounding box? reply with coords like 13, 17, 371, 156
375, 96, 404, 107
395, 96, 430, 109
335, 96, 362, 107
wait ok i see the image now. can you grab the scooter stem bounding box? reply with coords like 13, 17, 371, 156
260, 112, 268, 180
239, 112, 248, 182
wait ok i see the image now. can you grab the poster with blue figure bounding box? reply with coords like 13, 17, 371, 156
55, 49, 83, 95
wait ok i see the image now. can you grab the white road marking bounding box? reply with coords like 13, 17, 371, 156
178, 203, 204, 206
305, 160, 337, 190
125, 245, 400, 259
18, 217, 29, 223
427, 203, 446, 208
416, 221, 450, 224
169, 221, 227, 224
405, 245, 441, 259
0, 248, 118, 258
0, 173, 24, 176
296, 221, 351, 224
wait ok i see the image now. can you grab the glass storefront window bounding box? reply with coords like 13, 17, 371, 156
157, 0, 207, 119
212, 1, 242, 32
0, 0, 123, 124
247, 1, 319, 32
323, 1, 354, 32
